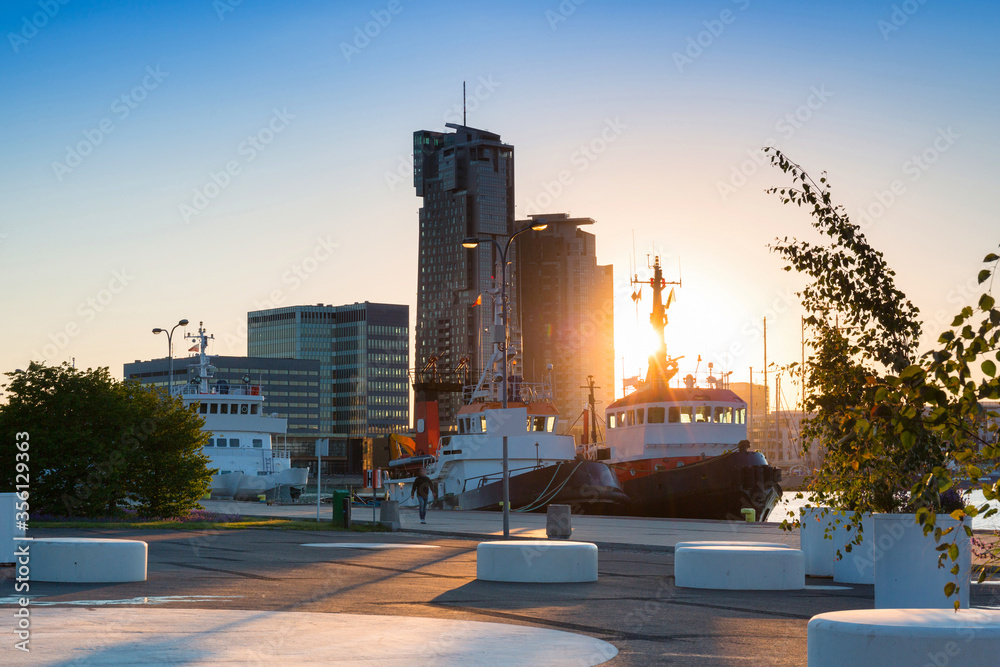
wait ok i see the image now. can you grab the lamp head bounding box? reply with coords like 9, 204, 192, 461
530, 222, 548, 231
461, 238, 480, 249
178, 319, 189, 326
152, 328, 164, 334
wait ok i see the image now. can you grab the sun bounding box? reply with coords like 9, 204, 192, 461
615, 310, 660, 382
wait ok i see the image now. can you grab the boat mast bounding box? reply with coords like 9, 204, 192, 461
582, 375, 600, 445
636, 256, 681, 387
184, 322, 215, 393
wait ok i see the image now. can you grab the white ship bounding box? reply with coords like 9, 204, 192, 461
177, 323, 309, 500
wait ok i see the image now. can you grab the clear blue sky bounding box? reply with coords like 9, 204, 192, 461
1, 0, 997, 407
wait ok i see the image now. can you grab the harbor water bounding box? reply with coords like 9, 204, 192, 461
768, 490, 1000, 530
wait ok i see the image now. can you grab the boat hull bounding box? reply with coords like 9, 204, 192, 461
211, 471, 243, 497
611, 449, 782, 521
435, 460, 629, 514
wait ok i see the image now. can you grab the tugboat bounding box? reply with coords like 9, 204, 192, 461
583, 257, 782, 520
384, 372, 629, 513
384, 279, 628, 514
177, 323, 309, 500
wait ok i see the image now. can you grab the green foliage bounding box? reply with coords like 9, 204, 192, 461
765, 148, 921, 375
765, 148, 930, 515
766, 149, 1000, 605
0, 362, 212, 518
118, 381, 213, 518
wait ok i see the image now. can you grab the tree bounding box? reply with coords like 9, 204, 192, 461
866, 249, 1000, 604
765, 148, 1000, 606
120, 381, 212, 518
764, 147, 935, 515
0, 362, 212, 518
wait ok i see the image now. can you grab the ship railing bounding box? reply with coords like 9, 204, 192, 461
578, 441, 612, 462
175, 384, 263, 397
461, 463, 548, 492
463, 379, 553, 404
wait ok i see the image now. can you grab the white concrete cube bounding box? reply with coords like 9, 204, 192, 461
799, 506, 838, 578
31, 538, 147, 583
832, 513, 874, 585
873, 513, 972, 609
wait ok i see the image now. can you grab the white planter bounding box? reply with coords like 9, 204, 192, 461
873, 513, 971, 609
832, 512, 874, 585
799, 506, 838, 577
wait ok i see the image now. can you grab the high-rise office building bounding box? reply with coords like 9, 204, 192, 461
413, 123, 516, 426
516, 214, 615, 441
247, 302, 409, 439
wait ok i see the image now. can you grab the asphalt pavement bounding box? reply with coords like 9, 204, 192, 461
3, 503, 999, 665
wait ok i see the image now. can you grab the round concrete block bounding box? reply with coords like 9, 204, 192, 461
476, 540, 598, 583
674, 540, 791, 551
31, 538, 147, 583
807, 609, 1000, 667
675, 545, 805, 590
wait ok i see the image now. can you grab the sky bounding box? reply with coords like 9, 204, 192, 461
1, 0, 997, 410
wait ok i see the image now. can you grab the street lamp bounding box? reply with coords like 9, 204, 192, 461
153, 319, 189, 394
462, 220, 547, 537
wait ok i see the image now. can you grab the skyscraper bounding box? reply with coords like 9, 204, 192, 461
413, 123, 515, 426
516, 214, 615, 442
247, 302, 409, 438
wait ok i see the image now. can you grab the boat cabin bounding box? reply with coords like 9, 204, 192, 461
603, 387, 749, 462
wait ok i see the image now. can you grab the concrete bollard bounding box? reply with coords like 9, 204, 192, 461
380, 500, 401, 531
546, 504, 572, 539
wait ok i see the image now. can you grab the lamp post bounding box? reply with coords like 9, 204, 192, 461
462, 220, 547, 537
153, 319, 189, 394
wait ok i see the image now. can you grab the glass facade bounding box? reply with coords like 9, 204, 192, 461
414, 124, 516, 426
123, 355, 321, 436
247, 302, 409, 437
516, 215, 615, 441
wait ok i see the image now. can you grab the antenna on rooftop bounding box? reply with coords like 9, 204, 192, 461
463, 81, 467, 126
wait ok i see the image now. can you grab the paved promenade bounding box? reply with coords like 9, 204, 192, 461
201, 499, 801, 550
4, 502, 998, 665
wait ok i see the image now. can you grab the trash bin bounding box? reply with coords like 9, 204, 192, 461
331, 490, 350, 527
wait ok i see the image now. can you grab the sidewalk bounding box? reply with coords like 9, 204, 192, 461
199, 499, 799, 551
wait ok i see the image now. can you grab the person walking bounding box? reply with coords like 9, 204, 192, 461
410, 469, 437, 524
